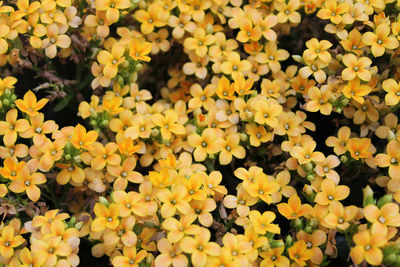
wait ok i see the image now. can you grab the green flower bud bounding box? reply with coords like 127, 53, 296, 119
341, 98, 349, 106
306, 173, 314, 181
304, 226, 313, 234
340, 155, 348, 163
377, 194, 393, 208
292, 218, 302, 231
3, 99, 9, 106
74, 222, 84, 230
304, 162, 313, 172
100, 120, 109, 127
363, 185, 375, 207
269, 239, 284, 248
99, 196, 109, 207
240, 133, 248, 142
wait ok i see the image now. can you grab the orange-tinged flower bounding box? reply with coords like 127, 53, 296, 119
322, 200, 358, 230
364, 203, 400, 229
342, 78, 371, 104
223, 184, 258, 218
277, 194, 312, 219
15, 90, 48, 117
253, 98, 283, 127
71, 124, 98, 150
0, 108, 29, 146
245, 123, 273, 147
342, 54, 372, 81
0, 225, 25, 259
350, 229, 387, 266
288, 240, 312, 266
314, 179, 349, 205
340, 28, 365, 56
91, 203, 120, 232
0, 76, 17, 95
314, 155, 340, 183
56, 163, 85, 185
129, 38, 152, 62
362, 23, 399, 57
220, 51, 251, 79
188, 83, 216, 111
88, 141, 121, 171
274, 0, 301, 24
303, 38, 332, 64
8, 171, 46, 202
317, 0, 349, 24
190, 198, 216, 227
260, 246, 289, 267
155, 238, 188, 267
31, 209, 70, 232
375, 140, 400, 179
112, 190, 147, 218
135, 4, 167, 34
162, 214, 200, 243
248, 210, 280, 235
382, 78, 400, 106
290, 139, 324, 164
216, 76, 235, 100
112, 246, 148, 267
183, 27, 215, 58
346, 137, 373, 160
97, 43, 125, 79
326, 126, 351, 155
255, 42, 289, 73
296, 230, 326, 264
221, 233, 252, 266
219, 133, 246, 165
246, 172, 280, 204
138, 181, 158, 216
188, 128, 224, 162
31, 236, 72, 266
95, 0, 131, 24
179, 228, 220, 267
157, 185, 191, 218
19, 113, 58, 146
152, 109, 186, 140
0, 157, 28, 181
236, 18, 261, 43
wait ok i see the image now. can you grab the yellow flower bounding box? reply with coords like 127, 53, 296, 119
95, 0, 131, 24
382, 78, 400, 106
314, 179, 350, 205
179, 228, 220, 267
152, 109, 186, 140
218, 133, 246, 165
0, 225, 25, 259
97, 42, 125, 80
188, 128, 224, 162
350, 229, 387, 266
342, 78, 371, 104
277, 194, 313, 219
303, 38, 332, 64
362, 23, 399, 57
288, 240, 312, 266
15, 90, 48, 117
317, 0, 349, 24
8, 170, 46, 202
41, 23, 71, 58
183, 27, 215, 57
248, 210, 280, 235
342, 54, 372, 81
274, 0, 301, 24
91, 203, 120, 232
129, 38, 152, 62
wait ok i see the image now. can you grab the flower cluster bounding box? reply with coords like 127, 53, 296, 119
1, 0, 400, 266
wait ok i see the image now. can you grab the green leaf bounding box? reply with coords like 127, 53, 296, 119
53, 93, 74, 112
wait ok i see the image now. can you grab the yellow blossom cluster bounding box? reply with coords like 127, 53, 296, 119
1, 0, 400, 266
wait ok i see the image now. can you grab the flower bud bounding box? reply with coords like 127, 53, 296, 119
377, 194, 393, 208
240, 133, 248, 142
340, 155, 348, 163
74, 222, 84, 230
291, 218, 302, 231
306, 173, 314, 181
99, 196, 109, 207
269, 239, 284, 248
363, 185, 375, 207
304, 162, 313, 172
